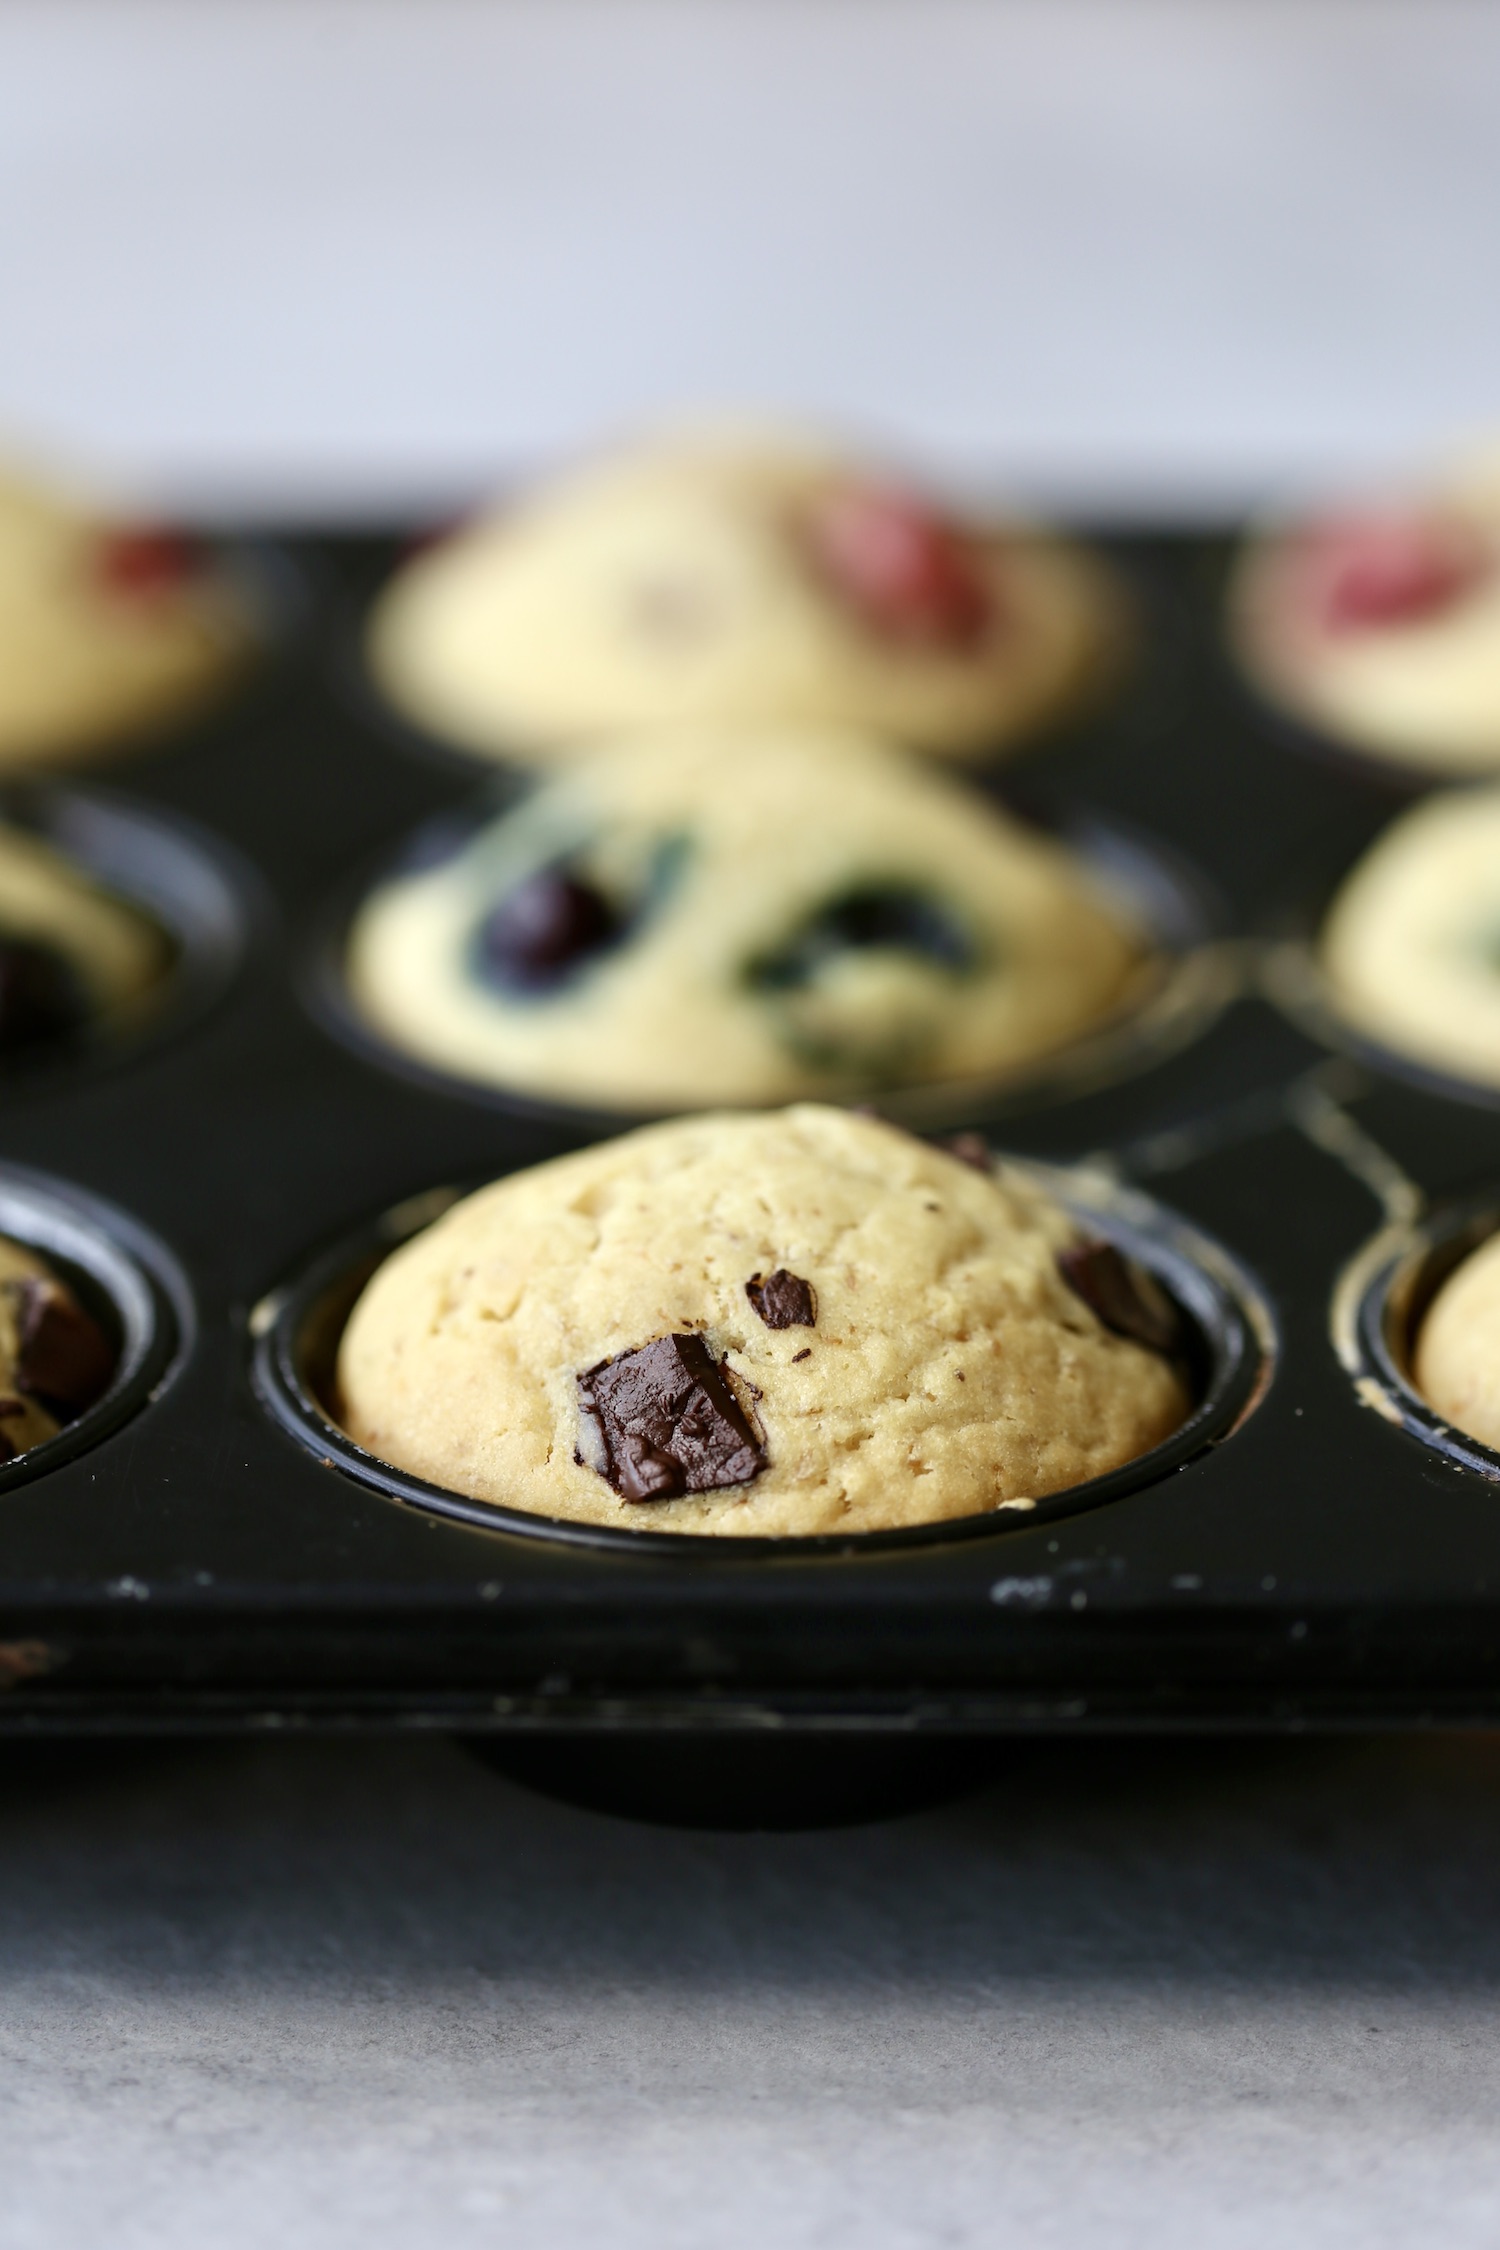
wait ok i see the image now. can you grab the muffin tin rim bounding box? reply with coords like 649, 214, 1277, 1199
248, 1153, 1276, 1558
1336, 1191, 1500, 1485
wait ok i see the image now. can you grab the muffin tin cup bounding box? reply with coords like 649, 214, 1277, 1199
249, 1157, 1274, 1558
0, 536, 314, 783
1335, 1193, 1500, 1484
306, 789, 1239, 1136
17, 524, 1500, 1746
0, 1164, 189, 1493
0, 783, 261, 1087
1261, 929, 1500, 1118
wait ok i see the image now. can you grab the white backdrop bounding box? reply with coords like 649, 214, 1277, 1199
0, 0, 1496, 516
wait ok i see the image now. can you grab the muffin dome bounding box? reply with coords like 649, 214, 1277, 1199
366, 427, 1121, 762
1230, 447, 1500, 773
345, 726, 1150, 1111
337, 1105, 1190, 1537
1321, 785, 1500, 1089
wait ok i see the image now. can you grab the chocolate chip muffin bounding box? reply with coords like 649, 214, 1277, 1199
344, 726, 1150, 1112
1230, 448, 1500, 772
1415, 1229, 1500, 1451
336, 1105, 1190, 1537
0, 1234, 115, 1459
365, 427, 1121, 763
0, 823, 170, 1058
0, 464, 261, 769
1320, 785, 1500, 1089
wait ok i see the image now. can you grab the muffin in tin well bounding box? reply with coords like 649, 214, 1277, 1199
336, 1105, 1191, 1538
0, 819, 171, 1057
1230, 447, 1500, 774
0, 1230, 116, 1461
365, 427, 1121, 764
1415, 1228, 1500, 1452
0, 463, 262, 770
1320, 784, 1500, 1091
344, 726, 1151, 1113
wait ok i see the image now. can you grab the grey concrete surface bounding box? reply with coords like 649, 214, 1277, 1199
6, 1734, 1500, 2248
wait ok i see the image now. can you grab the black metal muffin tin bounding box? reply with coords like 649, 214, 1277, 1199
5, 529, 1500, 1773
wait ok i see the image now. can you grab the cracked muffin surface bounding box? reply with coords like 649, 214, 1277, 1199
344, 726, 1150, 1111
336, 1105, 1189, 1536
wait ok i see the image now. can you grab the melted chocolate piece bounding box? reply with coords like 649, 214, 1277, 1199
945, 1132, 993, 1175
12, 1278, 115, 1415
1056, 1240, 1182, 1357
577, 1334, 766, 1502
749, 884, 974, 991
745, 1269, 817, 1330
476, 867, 620, 990
0, 937, 91, 1053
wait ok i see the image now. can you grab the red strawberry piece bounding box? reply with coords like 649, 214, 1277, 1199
95, 527, 202, 597
801, 482, 994, 647
1298, 512, 1489, 634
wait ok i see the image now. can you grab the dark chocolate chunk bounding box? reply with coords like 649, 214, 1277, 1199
475, 867, 620, 990
1056, 1240, 1183, 1357
576, 1333, 766, 1503
792, 1347, 812, 1363
0, 936, 92, 1053
749, 883, 974, 994
745, 1269, 817, 1330
12, 1278, 115, 1415
945, 1132, 993, 1175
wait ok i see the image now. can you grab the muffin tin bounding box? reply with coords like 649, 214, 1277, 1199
5, 529, 1500, 1784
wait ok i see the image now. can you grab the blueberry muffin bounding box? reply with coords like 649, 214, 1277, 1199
345, 727, 1150, 1111
1415, 1230, 1500, 1451
337, 1105, 1189, 1536
1230, 449, 1500, 772
0, 464, 262, 769
365, 427, 1121, 763
0, 1234, 115, 1460
1320, 786, 1500, 1088
0, 823, 170, 1057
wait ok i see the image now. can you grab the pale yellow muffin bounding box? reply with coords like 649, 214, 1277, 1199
366, 428, 1120, 763
1231, 447, 1500, 773
345, 726, 1150, 1111
1321, 786, 1500, 1088
0, 465, 261, 769
0, 1233, 116, 1458
337, 1105, 1190, 1537
1415, 1230, 1500, 1451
